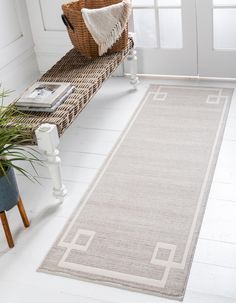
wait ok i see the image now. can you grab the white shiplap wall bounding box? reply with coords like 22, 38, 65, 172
0, 0, 39, 101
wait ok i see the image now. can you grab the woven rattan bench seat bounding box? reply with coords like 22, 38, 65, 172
15, 38, 134, 144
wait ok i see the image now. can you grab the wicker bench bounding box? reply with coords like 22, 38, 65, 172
15, 36, 138, 202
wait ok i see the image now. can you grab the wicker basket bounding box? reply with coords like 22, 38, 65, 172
62, 0, 128, 58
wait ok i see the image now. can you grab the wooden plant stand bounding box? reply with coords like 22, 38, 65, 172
0, 197, 30, 248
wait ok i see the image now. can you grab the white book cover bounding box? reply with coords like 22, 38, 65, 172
16, 82, 72, 108
17, 86, 75, 113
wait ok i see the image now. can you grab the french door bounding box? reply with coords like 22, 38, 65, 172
131, 0, 198, 75
197, 0, 236, 78
132, 0, 236, 78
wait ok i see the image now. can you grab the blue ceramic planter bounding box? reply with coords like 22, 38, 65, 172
0, 167, 19, 212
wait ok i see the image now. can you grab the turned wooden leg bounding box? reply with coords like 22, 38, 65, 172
0, 212, 14, 248
35, 124, 67, 203
17, 197, 30, 228
127, 33, 139, 90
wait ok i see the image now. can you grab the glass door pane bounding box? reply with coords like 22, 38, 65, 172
214, 9, 236, 49
159, 8, 183, 48
133, 9, 157, 48
158, 0, 181, 6
213, 0, 236, 5
213, 0, 236, 50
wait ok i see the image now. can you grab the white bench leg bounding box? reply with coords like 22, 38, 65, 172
35, 124, 67, 203
128, 33, 139, 89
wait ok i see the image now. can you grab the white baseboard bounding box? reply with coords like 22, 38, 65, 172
133, 73, 236, 82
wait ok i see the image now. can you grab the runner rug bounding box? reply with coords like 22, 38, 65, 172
39, 85, 233, 300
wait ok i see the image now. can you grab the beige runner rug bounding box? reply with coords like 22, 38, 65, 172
39, 85, 233, 301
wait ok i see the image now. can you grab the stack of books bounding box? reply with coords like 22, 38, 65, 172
16, 82, 75, 112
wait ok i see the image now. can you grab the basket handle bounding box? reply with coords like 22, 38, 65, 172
61, 14, 74, 31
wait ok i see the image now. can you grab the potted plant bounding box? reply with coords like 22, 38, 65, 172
0, 88, 41, 247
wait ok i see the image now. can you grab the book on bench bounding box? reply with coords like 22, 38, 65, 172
16, 82, 75, 112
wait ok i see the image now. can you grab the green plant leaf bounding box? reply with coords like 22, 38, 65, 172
0, 88, 43, 180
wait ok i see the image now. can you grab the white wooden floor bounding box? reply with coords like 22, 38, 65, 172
1, 77, 236, 303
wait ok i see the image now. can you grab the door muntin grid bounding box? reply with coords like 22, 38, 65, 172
132, 0, 183, 49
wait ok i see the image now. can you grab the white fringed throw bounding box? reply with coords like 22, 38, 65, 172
81, 0, 131, 56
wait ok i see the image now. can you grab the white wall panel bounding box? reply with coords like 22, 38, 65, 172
0, 0, 22, 49
39, 0, 66, 31
0, 0, 34, 68
0, 0, 39, 98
